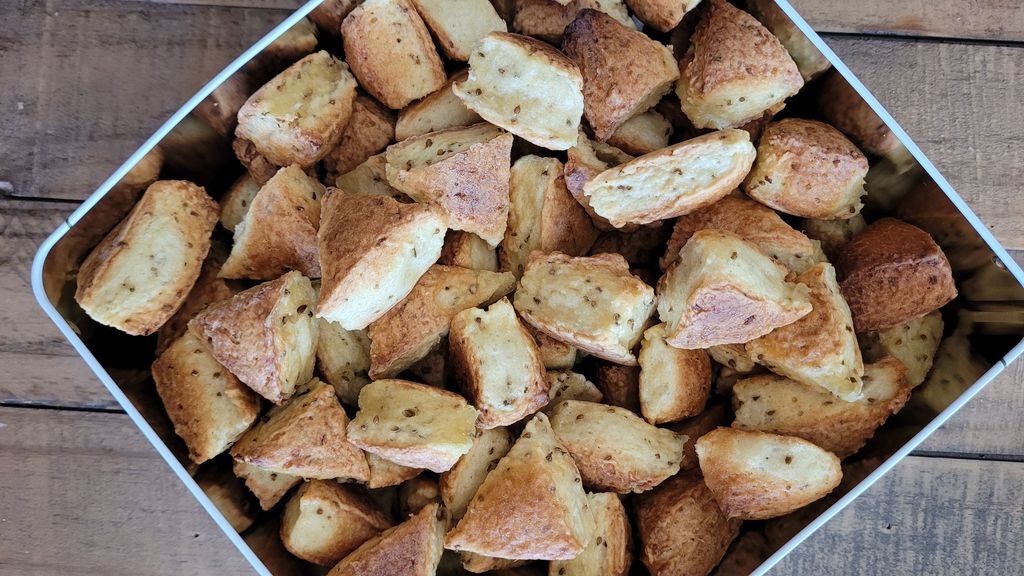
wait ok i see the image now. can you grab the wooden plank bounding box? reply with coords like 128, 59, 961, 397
776, 456, 1024, 575
0, 198, 121, 410
0, 0, 289, 202
792, 0, 1024, 43
1, 405, 1019, 574
0, 407, 252, 575
824, 36, 1024, 250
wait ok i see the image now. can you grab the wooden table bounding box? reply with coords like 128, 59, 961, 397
1, 1, 1022, 574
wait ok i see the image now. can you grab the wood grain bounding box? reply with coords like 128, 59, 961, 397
0, 406, 252, 575
792, 0, 1024, 43
824, 36, 1024, 250
776, 456, 1024, 575
0, 0, 289, 202
0, 404, 1018, 575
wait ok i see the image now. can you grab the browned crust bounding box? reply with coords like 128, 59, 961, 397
233, 137, 281, 185
744, 119, 868, 219
745, 262, 864, 399
818, 71, 900, 157
444, 415, 590, 560
633, 470, 741, 576
562, 9, 678, 140
394, 133, 513, 246
678, 0, 803, 128
316, 188, 447, 329
342, 0, 447, 109
836, 218, 957, 331
323, 96, 396, 181
220, 165, 325, 280
588, 361, 640, 413
327, 502, 445, 576
75, 180, 218, 336
661, 195, 813, 271
188, 272, 314, 403
367, 266, 516, 379
668, 401, 731, 471
624, 0, 700, 32
540, 160, 601, 257
231, 380, 371, 480
638, 325, 712, 424
309, 0, 360, 33
732, 358, 913, 458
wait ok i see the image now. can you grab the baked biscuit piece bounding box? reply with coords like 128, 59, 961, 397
335, 154, 409, 202
219, 173, 261, 233
341, 0, 446, 109
317, 189, 447, 330
322, 96, 396, 182
327, 502, 446, 576
550, 400, 685, 493
817, 71, 901, 158
309, 0, 360, 32
661, 195, 816, 273
385, 123, 513, 245
582, 129, 756, 228
396, 71, 483, 140
657, 230, 812, 348
190, 271, 317, 404
440, 427, 514, 520
233, 460, 302, 511
513, 0, 635, 42
835, 218, 957, 331
347, 379, 480, 473
502, 155, 599, 276
746, 262, 864, 400
367, 265, 516, 379
236, 51, 358, 167
677, 0, 803, 130
544, 371, 603, 411
454, 32, 584, 150
746, 0, 831, 81
514, 252, 656, 365
668, 401, 731, 471
589, 361, 640, 412
75, 180, 218, 336
367, 453, 424, 489
411, 0, 507, 61
744, 119, 868, 219
530, 326, 579, 370
152, 331, 261, 464
634, 470, 741, 576
563, 10, 679, 140
316, 319, 371, 406
450, 298, 549, 428
638, 323, 712, 424
193, 462, 258, 533
624, 0, 702, 32
695, 427, 842, 520
549, 492, 632, 576
231, 379, 371, 480
281, 480, 392, 566
445, 413, 595, 560
221, 165, 325, 280
733, 357, 913, 458
606, 110, 673, 155
858, 311, 944, 387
